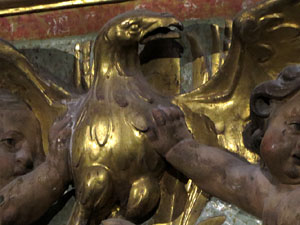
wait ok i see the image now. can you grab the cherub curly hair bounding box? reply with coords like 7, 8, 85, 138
243, 65, 300, 155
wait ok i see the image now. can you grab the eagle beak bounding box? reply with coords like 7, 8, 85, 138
140, 17, 183, 44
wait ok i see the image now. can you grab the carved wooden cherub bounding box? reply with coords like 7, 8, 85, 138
0, 89, 45, 189
151, 65, 300, 225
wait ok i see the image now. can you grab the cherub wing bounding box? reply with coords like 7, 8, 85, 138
0, 39, 68, 153
174, 0, 300, 162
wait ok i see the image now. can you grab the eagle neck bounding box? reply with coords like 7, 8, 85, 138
95, 38, 142, 80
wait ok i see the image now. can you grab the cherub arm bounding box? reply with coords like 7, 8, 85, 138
0, 116, 71, 225
150, 107, 271, 219
167, 139, 270, 218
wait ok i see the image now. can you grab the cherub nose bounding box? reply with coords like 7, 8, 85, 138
15, 148, 34, 174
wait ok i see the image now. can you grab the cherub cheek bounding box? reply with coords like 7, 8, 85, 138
260, 131, 281, 159
0, 154, 15, 178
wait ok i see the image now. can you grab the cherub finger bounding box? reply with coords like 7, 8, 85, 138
152, 109, 167, 126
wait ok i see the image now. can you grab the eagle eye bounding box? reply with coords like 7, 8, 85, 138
130, 23, 140, 31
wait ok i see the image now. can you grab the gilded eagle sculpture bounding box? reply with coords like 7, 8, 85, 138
0, 10, 185, 225
68, 10, 183, 225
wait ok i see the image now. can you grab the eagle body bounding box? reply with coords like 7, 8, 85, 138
71, 75, 168, 217
67, 10, 183, 225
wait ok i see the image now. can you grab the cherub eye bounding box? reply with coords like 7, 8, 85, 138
1, 138, 15, 148
0, 131, 22, 150
289, 122, 300, 131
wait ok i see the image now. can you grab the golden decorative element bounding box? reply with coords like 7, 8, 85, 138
75, 41, 95, 91
0, 0, 131, 16
68, 10, 185, 225
174, 0, 300, 163
0, 39, 68, 154
179, 183, 206, 225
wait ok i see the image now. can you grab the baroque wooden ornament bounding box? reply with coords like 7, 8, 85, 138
1, 0, 300, 224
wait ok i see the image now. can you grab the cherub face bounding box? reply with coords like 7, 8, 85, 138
260, 91, 300, 184
0, 103, 44, 189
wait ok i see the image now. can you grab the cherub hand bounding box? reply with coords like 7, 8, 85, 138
48, 114, 73, 166
148, 106, 193, 156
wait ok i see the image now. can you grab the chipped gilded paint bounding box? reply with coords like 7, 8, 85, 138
0, 0, 262, 41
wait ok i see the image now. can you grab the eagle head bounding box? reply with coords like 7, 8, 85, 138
99, 10, 183, 46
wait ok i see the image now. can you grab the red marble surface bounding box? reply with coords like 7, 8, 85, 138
0, 0, 262, 41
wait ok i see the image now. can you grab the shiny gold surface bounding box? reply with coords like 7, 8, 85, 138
175, 0, 300, 163
135, 0, 300, 164
75, 41, 95, 91
0, 40, 67, 154
0, 0, 130, 16
68, 10, 188, 225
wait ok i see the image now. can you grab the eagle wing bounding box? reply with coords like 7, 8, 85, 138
174, 0, 300, 162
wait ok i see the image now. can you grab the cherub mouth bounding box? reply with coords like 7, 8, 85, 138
140, 24, 183, 44
292, 154, 300, 165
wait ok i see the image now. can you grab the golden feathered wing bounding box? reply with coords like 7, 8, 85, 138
174, 0, 300, 162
